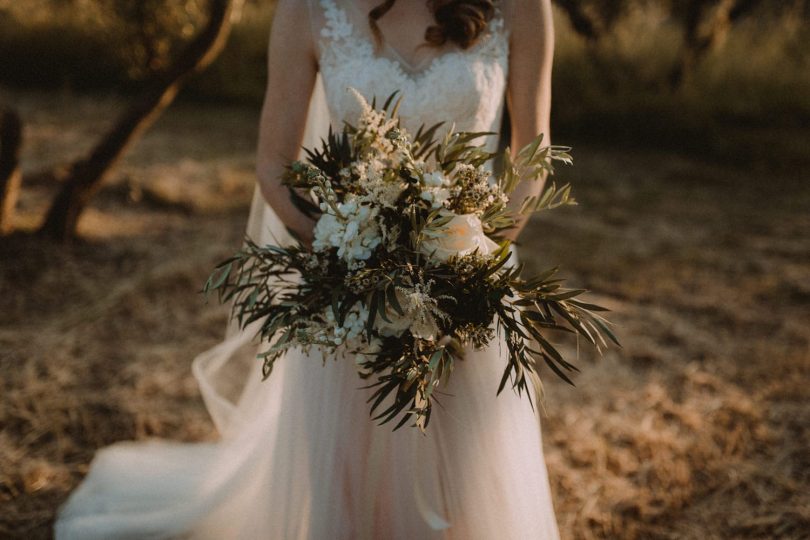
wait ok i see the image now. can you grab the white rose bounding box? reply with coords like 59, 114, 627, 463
312, 196, 382, 263
420, 213, 499, 262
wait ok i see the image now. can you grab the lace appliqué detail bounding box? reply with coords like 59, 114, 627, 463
316, 0, 510, 150
320, 0, 353, 41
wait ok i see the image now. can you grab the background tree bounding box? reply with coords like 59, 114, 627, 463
550, 0, 798, 88
101, 0, 210, 78
1, 0, 245, 241
668, 0, 765, 87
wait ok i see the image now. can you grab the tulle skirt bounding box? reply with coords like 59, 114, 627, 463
55, 304, 560, 539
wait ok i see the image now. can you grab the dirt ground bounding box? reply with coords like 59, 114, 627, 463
1, 91, 808, 539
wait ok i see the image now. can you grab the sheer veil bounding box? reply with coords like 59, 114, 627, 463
191, 74, 332, 437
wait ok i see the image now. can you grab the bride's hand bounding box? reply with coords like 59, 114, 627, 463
287, 213, 316, 249
267, 184, 317, 248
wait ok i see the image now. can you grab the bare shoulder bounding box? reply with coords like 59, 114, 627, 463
268, 0, 316, 60
501, 0, 553, 43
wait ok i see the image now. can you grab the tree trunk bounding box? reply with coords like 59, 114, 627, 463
670, 0, 763, 88
38, 0, 243, 242
0, 107, 23, 235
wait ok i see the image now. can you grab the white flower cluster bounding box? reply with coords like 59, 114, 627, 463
313, 196, 382, 266
351, 88, 399, 142
291, 303, 369, 356
351, 88, 411, 168
353, 158, 406, 209
449, 163, 507, 215
310, 90, 417, 265
321, 302, 368, 346
419, 170, 452, 209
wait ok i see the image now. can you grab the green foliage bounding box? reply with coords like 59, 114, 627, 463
205, 96, 617, 431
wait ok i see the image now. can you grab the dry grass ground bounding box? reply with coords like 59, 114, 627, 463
0, 91, 807, 539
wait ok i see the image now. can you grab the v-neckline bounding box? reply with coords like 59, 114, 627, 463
322, 0, 506, 83
381, 40, 436, 75
344, 0, 449, 76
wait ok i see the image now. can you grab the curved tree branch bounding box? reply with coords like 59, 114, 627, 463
39, 0, 244, 241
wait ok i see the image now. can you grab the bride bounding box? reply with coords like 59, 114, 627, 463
55, 0, 559, 538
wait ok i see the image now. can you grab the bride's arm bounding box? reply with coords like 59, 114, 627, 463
256, 0, 319, 244
503, 0, 555, 242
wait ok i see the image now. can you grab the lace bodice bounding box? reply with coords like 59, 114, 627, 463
312, 0, 510, 151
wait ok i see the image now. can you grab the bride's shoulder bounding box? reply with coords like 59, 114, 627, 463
498, 0, 553, 37
267, 0, 321, 60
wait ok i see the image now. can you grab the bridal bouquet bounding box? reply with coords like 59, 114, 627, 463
205, 90, 618, 431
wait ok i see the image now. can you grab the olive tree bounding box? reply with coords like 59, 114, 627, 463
0, 0, 245, 241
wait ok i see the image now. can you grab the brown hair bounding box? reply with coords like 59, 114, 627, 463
369, 0, 496, 50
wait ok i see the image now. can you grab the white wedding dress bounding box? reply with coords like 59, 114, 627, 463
55, 1, 560, 538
